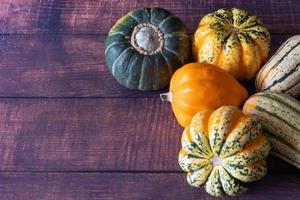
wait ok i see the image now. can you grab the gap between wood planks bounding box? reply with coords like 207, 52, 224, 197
0, 170, 183, 174
0, 0, 299, 35
0, 33, 294, 98
0, 170, 296, 174
1, 172, 299, 200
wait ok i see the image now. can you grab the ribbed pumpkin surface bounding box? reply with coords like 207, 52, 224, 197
105, 7, 190, 91
179, 106, 270, 197
193, 8, 270, 81
243, 92, 300, 169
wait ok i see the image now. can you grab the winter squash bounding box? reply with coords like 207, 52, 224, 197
105, 7, 190, 91
160, 63, 248, 127
193, 8, 271, 81
243, 92, 300, 169
179, 106, 270, 197
256, 35, 300, 97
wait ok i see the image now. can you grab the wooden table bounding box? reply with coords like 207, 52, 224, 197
0, 0, 299, 199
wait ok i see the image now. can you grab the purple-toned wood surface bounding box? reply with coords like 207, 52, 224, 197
0, 98, 296, 172
1, 173, 300, 200
0, 0, 299, 199
0, 34, 293, 97
0, 0, 299, 34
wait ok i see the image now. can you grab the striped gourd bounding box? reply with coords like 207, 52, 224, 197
179, 106, 270, 197
256, 35, 300, 97
243, 92, 300, 169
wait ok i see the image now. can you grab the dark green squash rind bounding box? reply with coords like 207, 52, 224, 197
129, 8, 151, 23
109, 14, 138, 35
105, 7, 190, 91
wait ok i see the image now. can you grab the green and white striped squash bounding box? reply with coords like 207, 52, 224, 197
105, 8, 190, 91
243, 92, 300, 169
179, 106, 270, 197
256, 35, 300, 97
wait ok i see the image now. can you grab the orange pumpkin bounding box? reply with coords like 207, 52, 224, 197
160, 63, 248, 127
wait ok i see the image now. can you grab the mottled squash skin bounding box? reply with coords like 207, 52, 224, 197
193, 8, 271, 81
179, 106, 271, 197
160, 63, 248, 127
105, 8, 190, 91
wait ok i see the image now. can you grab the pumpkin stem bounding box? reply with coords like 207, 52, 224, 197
131, 23, 164, 56
160, 91, 173, 102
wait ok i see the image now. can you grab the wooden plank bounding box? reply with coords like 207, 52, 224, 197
0, 98, 297, 172
0, 172, 299, 200
0, 33, 292, 97
0, 34, 160, 97
0, 0, 299, 34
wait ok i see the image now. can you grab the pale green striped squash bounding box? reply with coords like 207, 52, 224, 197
243, 92, 300, 169
256, 35, 300, 97
179, 106, 270, 197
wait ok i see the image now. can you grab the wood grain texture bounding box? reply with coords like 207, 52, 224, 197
0, 1, 299, 199
0, 0, 299, 34
0, 33, 292, 97
0, 172, 299, 200
0, 98, 296, 172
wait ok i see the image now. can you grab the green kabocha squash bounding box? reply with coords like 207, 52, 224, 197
105, 8, 190, 90
256, 35, 300, 97
243, 92, 300, 169
179, 106, 270, 197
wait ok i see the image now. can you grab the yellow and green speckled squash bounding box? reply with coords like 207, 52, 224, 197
193, 8, 271, 81
179, 106, 271, 197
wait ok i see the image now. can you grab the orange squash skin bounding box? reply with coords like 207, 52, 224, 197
163, 63, 248, 127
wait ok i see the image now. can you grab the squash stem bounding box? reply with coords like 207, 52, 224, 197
160, 91, 173, 103
210, 156, 222, 167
